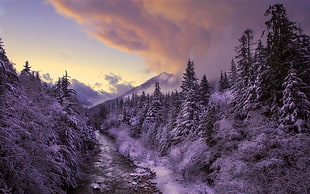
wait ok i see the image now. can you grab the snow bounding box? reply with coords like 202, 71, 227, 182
108, 126, 215, 194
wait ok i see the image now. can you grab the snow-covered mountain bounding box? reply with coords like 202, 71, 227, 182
120, 72, 180, 98
91, 72, 180, 113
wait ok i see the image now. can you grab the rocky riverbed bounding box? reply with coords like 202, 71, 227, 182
68, 131, 161, 194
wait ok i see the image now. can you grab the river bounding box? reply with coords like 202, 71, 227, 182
69, 131, 159, 194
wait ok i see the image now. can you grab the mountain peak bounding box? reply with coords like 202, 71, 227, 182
119, 72, 180, 98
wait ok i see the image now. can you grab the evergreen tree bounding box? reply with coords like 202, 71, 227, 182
172, 60, 200, 143
261, 4, 304, 116
142, 82, 162, 147
279, 67, 310, 132
54, 71, 78, 114
21, 61, 31, 75
0, 38, 18, 93
181, 60, 199, 96
198, 104, 219, 146
254, 40, 267, 101
199, 74, 211, 111
231, 29, 254, 112
219, 71, 230, 92
229, 58, 237, 86
223, 72, 230, 90
218, 70, 224, 92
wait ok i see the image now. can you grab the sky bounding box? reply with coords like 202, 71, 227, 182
0, 0, 309, 106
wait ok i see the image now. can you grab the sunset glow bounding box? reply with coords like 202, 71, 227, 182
1, 0, 309, 92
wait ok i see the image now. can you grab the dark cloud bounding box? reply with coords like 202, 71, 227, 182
48, 0, 310, 81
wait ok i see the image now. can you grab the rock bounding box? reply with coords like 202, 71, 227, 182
91, 183, 101, 190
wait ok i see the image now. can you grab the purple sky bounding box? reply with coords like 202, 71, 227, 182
1, 0, 309, 105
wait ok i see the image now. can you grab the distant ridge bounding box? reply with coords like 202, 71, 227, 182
90, 72, 180, 113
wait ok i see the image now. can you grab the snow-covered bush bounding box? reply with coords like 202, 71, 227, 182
0, 55, 97, 193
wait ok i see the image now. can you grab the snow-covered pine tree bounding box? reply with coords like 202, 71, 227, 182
131, 91, 149, 138
254, 40, 267, 102
198, 104, 219, 146
261, 4, 304, 117
231, 29, 254, 114
279, 66, 310, 132
199, 74, 211, 112
228, 58, 237, 86
294, 34, 310, 104
243, 40, 262, 110
218, 70, 224, 92
54, 71, 78, 114
0, 38, 18, 94
142, 82, 163, 146
171, 60, 200, 143
223, 72, 230, 90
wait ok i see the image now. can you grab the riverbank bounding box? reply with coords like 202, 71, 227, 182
69, 131, 160, 194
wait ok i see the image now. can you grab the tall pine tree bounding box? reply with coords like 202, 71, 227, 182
261, 4, 304, 117
171, 60, 200, 143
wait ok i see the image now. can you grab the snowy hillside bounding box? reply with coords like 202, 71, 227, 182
120, 72, 180, 98
90, 72, 180, 115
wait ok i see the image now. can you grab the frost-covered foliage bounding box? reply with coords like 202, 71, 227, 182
209, 111, 310, 193
94, 3, 309, 194
0, 46, 97, 193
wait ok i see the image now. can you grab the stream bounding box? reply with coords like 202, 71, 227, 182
69, 131, 160, 194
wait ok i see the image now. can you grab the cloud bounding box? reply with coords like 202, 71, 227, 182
70, 79, 113, 107
48, 0, 310, 80
104, 73, 134, 94
70, 73, 133, 107
42, 73, 53, 82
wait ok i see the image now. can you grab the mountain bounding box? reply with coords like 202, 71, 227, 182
120, 72, 180, 98
90, 72, 180, 113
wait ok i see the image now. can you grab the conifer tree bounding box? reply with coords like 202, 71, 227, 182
199, 74, 211, 111
142, 82, 162, 146
0, 38, 18, 93
231, 29, 254, 112
181, 60, 199, 96
279, 67, 310, 132
172, 60, 200, 143
218, 71, 224, 92
229, 59, 237, 86
21, 61, 31, 75
261, 4, 304, 116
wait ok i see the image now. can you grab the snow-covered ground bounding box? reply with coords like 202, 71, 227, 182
108, 127, 214, 194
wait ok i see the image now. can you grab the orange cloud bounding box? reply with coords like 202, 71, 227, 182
47, 0, 310, 80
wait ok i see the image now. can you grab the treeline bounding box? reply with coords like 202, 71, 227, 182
98, 4, 310, 193
0, 39, 97, 193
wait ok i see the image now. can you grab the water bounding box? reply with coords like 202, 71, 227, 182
69, 131, 159, 194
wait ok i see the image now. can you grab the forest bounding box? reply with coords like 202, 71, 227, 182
93, 4, 310, 193
0, 42, 97, 193
0, 3, 309, 194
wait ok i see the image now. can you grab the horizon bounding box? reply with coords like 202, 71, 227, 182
1, 0, 309, 106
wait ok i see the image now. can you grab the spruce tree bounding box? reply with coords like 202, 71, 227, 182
199, 74, 211, 112
279, 67, 310, 132
218, 71, 224, 92
172, 60, 200, 143
21, 61, 31, 75
229, 59, 237, 86
231, 29, 254, 113
142, 82, 162, 146
181, 60, 199, 96
261, 4, 303, 116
